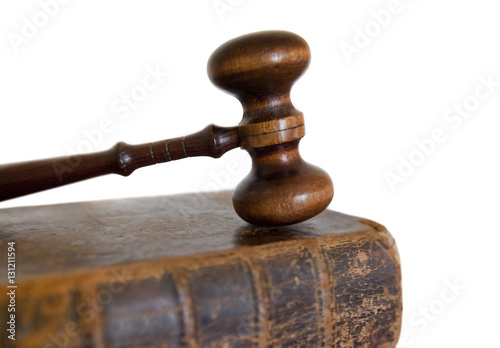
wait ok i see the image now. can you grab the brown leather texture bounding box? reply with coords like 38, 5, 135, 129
0, 191, 401, 347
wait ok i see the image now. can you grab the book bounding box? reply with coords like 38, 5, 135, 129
0, 191, 401, 347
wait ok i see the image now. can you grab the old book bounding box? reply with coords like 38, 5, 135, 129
0, 191, 401, 347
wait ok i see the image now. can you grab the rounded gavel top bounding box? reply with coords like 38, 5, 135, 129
207, 30, 310, 118
208, 31, 334, 226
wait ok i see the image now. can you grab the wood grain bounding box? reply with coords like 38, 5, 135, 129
208, 31, 334, 226
0, 30, 334, 227
0, 125, 239, 202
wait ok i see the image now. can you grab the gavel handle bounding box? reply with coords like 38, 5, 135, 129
0, 125, 239, 202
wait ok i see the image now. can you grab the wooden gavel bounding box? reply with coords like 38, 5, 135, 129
0, 31, 334, 226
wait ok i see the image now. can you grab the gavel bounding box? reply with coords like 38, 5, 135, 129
0, 31, 334, 227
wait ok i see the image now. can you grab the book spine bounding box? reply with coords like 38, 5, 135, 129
1, 225, 401, 347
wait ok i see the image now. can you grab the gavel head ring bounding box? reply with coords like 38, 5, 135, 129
207, 30, 334, 226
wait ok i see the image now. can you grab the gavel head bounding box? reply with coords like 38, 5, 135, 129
207, 30, 334, 226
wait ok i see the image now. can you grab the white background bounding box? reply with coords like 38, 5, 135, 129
1, 1, 499, 346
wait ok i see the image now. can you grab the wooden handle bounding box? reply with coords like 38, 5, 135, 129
0, 125, 239, 202
1, 30, 334, 228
